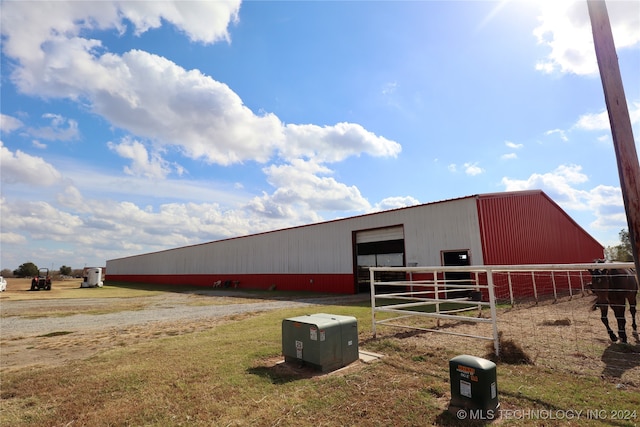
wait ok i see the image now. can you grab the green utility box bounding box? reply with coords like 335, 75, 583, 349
282, 313, 359, 372
449, 355, 499, 417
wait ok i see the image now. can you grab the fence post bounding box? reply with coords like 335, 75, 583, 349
487, 268, 500, 357
475, 271, 482, 315
370, 268, 377, 339
434, 271, 441, 327
508, 272, 514, 307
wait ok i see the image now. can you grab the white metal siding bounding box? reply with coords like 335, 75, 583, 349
355, 226, 404, 243
403, 198, 484, 266
107, 197, 484, 275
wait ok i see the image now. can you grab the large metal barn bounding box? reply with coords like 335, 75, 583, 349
106, 190, 604, 294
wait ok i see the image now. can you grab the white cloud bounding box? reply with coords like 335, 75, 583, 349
587, 185, 626, 231
382, 82, 398, 96
0, 191, 242, 259
505, 141, 523, 149
55, 160, 249, 207
25, 114, 80, 141
544, 129, 568, 142
0, 114, 23, 133
502, 164, 589, 209
534, 1, 640, 76
2, 199, 84, 240
108, 138, 173, 179
447, 161, 490, 175
574, 110, 610, 131
0, 177, 329, 269
501, 164, 625, 234
32, 140, 47, 149
380, 81, 401, 108
0, 141, 63, 186
56, 185, 86, 212
501, 153, 518, 160
464, 162, 484, 176
0, 1, 278, 166
0, 230, 27, 245
95, 49, 285, 166
0, 1, 401, 169
118, 1, 240, 43
251, 159, 372, 215
0, 141, 379, 269
535, 102, 639, 152
371, 196, 420, 212
631, 101, 640, 125
282, 122, 401, 163
0, 0, 404, 269
0, 1, 240, 65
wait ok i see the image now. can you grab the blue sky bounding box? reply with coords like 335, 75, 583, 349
1, 0, 639, 271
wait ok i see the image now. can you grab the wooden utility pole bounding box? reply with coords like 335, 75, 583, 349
587, 0, 640, 278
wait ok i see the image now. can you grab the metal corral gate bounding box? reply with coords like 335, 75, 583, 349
369, 263, 636, 357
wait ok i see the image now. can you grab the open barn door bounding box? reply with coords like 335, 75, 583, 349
442, 250, 472, 298
354, 226, 405, 293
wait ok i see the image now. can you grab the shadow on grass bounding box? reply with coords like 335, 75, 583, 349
433, 410, 495, 426
432, 388, 585, 427
601, 341, 640, 378
359, 329, 427, 348
247, 361, 323, 384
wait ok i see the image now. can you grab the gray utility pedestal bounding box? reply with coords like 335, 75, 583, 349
449, 354, 499, 418
282, 313, 358, 373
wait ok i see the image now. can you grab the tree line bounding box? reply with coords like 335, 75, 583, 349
604, 229, 633, 262
1, 263, 86, 278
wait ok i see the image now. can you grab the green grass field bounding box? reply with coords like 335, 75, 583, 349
1, 281, 638, 426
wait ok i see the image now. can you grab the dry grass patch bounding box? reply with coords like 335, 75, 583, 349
485, 332, 534, 365
0, 278, 167, 301
1, 290, 639, 426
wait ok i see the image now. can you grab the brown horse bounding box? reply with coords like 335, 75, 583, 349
589, 261, 638, 344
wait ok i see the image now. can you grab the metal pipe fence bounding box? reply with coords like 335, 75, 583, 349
369, 262, 636, 357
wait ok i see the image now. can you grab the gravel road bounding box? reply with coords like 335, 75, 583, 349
0, 291, 369, 339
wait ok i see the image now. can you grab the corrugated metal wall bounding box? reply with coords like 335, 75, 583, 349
108, 222, 355, 276
401, 197, 484, 266
106, 196, 485, 292
476, 191, 604, 265
106, 191, 604, 293
356, 226, 404, 243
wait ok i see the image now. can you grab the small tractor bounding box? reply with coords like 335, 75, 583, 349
31, 268, 52, 291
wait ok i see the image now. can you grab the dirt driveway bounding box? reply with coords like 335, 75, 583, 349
0, 279, 367, 372
2, 278, 639, 387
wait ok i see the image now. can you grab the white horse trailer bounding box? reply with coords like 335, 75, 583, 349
81, 267, 104, 288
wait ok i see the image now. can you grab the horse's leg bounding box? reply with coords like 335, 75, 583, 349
599, 304, 618, 342
611, 301, 627, 344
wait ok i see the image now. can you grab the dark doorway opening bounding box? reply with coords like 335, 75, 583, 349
355, 239, 405, 293
442, 250, 471, 299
